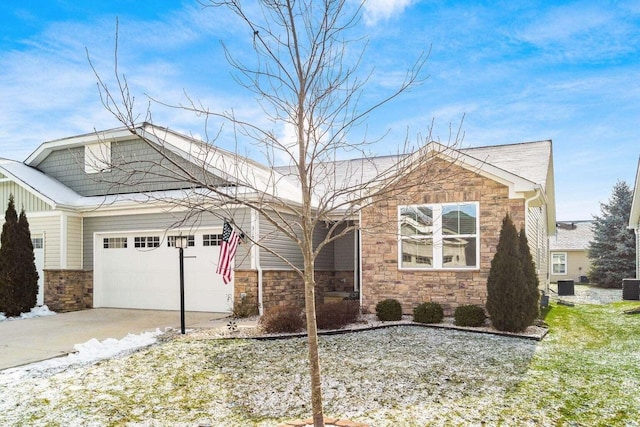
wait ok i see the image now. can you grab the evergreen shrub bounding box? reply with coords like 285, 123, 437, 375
316, 300, 360, 330
375, 298, 402, 321
454, 305, 486, 327
413, 302, 444, 324
259, 304, 304, 333
0, 195, 39, 317
486, 214, 536, 332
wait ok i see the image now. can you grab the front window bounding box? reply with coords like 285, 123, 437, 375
552, 252, 567, 275
399, 202, 479, 269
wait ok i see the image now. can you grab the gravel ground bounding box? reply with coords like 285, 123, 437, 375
547, 282, 623, 305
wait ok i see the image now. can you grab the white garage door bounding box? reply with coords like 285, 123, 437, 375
94, 230, 233, 312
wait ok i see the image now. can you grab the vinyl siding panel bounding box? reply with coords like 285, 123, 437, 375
82, 208, 252, 270
66, 215, 83, 269
36, 139, 228, 196
258, 212, 335, 270
0, 182, 52, 213
334, 228, 355, 271
527, 205, 549, 289
28, 214, 61, 270
259, 212, 302, 269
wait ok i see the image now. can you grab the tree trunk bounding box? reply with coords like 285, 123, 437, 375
303, 260, 324, 426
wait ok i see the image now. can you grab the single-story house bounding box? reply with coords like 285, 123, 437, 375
630, 157, 640, 279
549, 221, 594, 284
0, 123, 555, 315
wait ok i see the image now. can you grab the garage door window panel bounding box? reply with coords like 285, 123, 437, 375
134, 236, 160, 248
167, 235, 195, 247
203, 234, 224, 246
104, 237, 127, 249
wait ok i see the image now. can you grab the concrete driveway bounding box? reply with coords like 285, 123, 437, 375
0, 308, 230, 370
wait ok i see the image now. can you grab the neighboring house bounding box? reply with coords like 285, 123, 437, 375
630, 157, 640, 279
549, 221, 594, 284
0, 124, 556, 315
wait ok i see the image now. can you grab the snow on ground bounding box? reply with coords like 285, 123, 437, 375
0, 285, 633, 426
0, 325, 543, 427
0, 329, 163, 390
0, 304, 56, 322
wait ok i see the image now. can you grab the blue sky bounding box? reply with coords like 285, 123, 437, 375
0, 1, 638, 221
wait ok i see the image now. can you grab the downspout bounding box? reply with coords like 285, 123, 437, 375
524, 187, 546, 294
358, 211, 363, 308
251, 209, 264, 315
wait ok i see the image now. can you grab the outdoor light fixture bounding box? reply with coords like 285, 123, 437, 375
175, 235, 188, 334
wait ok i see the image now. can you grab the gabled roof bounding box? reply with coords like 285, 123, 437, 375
0, 158, 83, 209
550, 220, 594, 251
462, 140, 553, 190
12, 125, 555, 222
22, 122, 303, 208
276, 140, 553, 198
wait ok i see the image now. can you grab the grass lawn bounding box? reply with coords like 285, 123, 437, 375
496, 301, 640, 426
1, 301, 639, 426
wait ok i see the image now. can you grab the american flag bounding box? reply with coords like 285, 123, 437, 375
216, 221, 241, 284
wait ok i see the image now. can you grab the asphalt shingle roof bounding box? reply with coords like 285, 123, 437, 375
549, 220, 594, 251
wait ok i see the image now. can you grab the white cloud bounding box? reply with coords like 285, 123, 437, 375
362, 0, 416, 26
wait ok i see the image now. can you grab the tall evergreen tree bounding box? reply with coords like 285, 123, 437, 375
588, 181, 636, 288
519, 227, 540, 324
486, 214, 530, 332
0, 195, 21, 316
0, 196, 39, 316
16, 209, 39, 313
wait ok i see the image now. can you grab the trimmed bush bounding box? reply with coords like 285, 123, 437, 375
233, 297, 259, 318
316, 300, 360, 330
375, 298, 402, 321
454, 305, 486, 327
259, 304, 304, 333
413, 302, 444, 324
486, 214, 535, 332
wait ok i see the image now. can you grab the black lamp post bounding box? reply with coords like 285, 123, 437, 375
175, 235, 188, 334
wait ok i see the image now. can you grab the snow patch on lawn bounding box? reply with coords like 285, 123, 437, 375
0, 329, 163, 387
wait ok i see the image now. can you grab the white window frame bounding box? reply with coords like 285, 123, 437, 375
398, 201, 480, 270
85, 141, 111, 174
551, 252, 567, 275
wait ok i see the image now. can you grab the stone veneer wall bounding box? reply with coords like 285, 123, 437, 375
360, 157, 526, 316
43, 269, 93, 312
233, 270, 355, 314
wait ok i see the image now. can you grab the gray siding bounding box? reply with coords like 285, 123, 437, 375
258, 212, 336, 271
334, 228, 355, 271
36, 139, 228, 197
83, 208, 252, 270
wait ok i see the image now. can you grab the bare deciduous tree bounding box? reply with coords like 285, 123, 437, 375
89, 1, 463, 425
